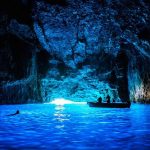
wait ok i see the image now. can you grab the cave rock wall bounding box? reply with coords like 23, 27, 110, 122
0, 0, 150, 103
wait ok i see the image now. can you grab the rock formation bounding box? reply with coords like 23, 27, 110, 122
0, 0, 150, 103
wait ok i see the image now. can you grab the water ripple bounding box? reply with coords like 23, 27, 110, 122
0, 104, 150, 149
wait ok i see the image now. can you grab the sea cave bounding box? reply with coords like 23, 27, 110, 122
0, 0, 150, 149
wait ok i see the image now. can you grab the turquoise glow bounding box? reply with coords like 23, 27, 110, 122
0, 104, 150, 149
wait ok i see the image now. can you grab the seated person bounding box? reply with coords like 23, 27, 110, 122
97, 97, 102, 103
106, 95, 110, 103
112, 99, 115, 103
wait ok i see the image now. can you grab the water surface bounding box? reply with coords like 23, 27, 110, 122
0, 103, 150, 149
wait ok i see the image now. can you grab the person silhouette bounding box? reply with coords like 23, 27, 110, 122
97, 97, 102, 103
6, 110, 20, 116
15, 110, 20, 114
106, 95, 110, 103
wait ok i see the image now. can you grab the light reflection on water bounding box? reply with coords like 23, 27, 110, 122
54, 105, 70, 129
0, 104, 150, 149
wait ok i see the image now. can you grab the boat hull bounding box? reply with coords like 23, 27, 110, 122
87, 102, 131, 108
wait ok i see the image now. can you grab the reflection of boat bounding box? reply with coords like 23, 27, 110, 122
87, 102, 131, 108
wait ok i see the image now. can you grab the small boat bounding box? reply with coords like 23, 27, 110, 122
87, 102, 131, 108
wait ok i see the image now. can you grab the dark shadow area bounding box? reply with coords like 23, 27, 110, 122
37, 49, 50, 77
116, 44, 129, 102
0, 34, 33, 82
0, 0, 33, 25
138, 27, 150, 41
9, 34, 33, 80
45, 0, 68, 7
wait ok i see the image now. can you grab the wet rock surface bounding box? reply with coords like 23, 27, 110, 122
0, 0, 150, 103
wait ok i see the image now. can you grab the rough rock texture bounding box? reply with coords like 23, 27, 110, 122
0, 0, 41, 103
0, 0, 150, 103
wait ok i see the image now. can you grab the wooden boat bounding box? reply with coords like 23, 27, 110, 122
87, 102, 131, 108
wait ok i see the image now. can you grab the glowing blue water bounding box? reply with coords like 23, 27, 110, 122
0, 104, 150, 150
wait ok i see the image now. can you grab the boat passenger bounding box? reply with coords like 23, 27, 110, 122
97, 97, 102, 103
106, 95, 110, 103
127, 100, 131, 105
112, 99, 115, 103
